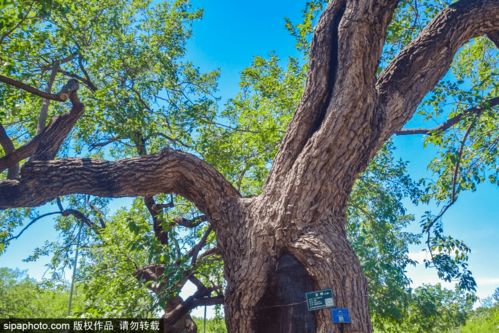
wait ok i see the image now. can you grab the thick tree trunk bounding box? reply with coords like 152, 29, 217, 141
220, 199, 371, 333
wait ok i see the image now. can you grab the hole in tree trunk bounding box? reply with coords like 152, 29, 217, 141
254, 253, 316, 333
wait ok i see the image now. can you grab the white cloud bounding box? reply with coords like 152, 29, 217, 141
408, 250, 431, 263
475, 277, 499, 286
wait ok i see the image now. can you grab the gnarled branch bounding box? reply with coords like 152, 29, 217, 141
268, 0, 399, 187
0, 149, 240, 223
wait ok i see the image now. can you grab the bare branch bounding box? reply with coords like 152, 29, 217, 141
164, 286, 224, 326
62, 208, 101, 231
189, 226, 213, 266
154, 201, 175, 210
134, 264, 165, 283
77, 56, 96, 91
37, 65, 59, 134
57, 69, 97, 92
188, 275, 208, 292
88, 202, 106, 228
88, 136, 122, 151
198, 247, 221, 260
40, 53, 78, 71
0, 75, 78, 102
395, 97, 499, 135
4, 211, 61, 242
451, 122, 475, 202
37, 54, 80, 134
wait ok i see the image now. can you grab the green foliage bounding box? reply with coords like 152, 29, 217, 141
284, 0, 326, 53
77, 203, 159, 317
199, 55, 304, 194
1, 0, 221, 316
458, 288, 499, 333
459, 306, 499, 333
0, 267, 83, 318
0, 0, 217, 155
192, 316, 227, 333
349, 143, 422, 327
374, 284, 475, 333
72, 197, 223, 317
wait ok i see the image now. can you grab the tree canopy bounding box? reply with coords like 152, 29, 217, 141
0, 0, 497, 332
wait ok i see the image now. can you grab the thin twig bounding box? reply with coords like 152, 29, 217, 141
396, 97, 498, 135
4, 211, 61, 242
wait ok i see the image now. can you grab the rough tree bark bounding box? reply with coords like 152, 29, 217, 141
1, 0, 498, 332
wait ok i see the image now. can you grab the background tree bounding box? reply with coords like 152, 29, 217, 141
0, 0, 497, 332
0, 267, 84, 317
378, 284, 475, 333
460, 287, 499, 333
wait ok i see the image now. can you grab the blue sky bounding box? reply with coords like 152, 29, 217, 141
1, 0, 497, 317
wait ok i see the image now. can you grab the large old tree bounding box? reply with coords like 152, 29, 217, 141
1, 0, 498, 332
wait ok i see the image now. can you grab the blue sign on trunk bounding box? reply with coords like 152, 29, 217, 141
331, 308, 351, 324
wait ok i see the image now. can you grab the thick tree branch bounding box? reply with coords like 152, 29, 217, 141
377, 0, 499, 142
268, 0, 346, 183
0, 149, 240, 221
395, 97, 499, 135
0, 80, 82, 172
268, 0, 399, 186
262, 0, 499, 225
135, 264, 165, 284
